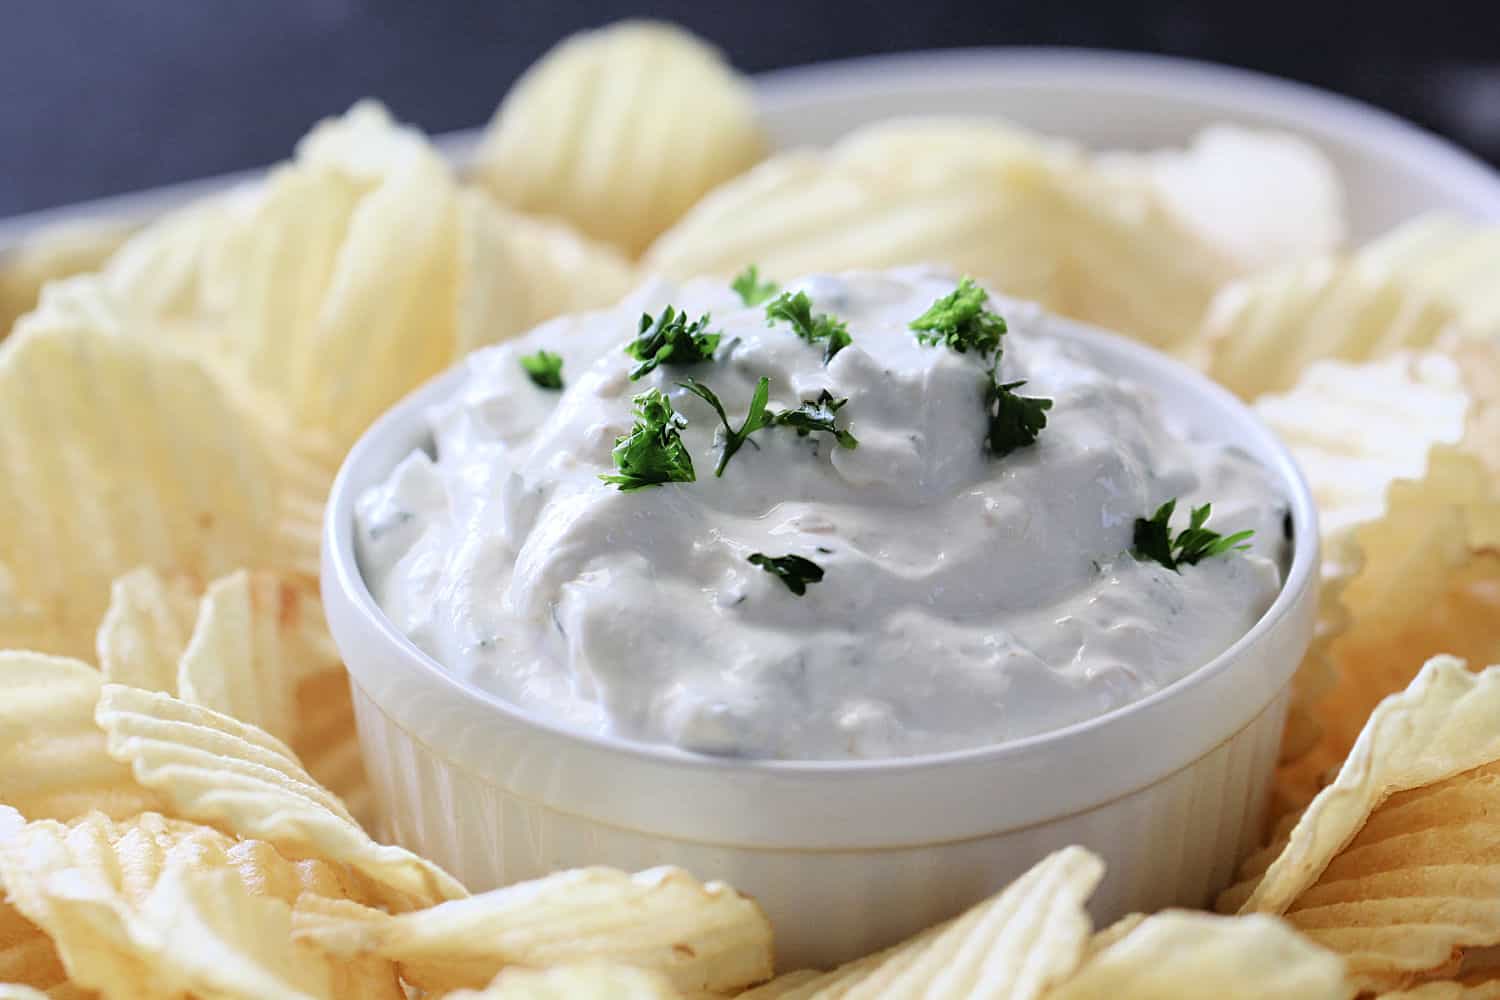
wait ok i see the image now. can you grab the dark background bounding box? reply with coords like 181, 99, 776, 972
3, 1, 1498, 219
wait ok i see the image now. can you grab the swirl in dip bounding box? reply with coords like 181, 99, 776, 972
356, 268, 1285, 760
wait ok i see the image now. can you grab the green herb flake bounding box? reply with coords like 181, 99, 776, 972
748, 552, 825, 596
1132, 499, 1255, 572
731, 265, 780, 307
599, 388, 696, 491
518, 349, 565, 390
910, 277, 1007, 357
678, 376, 772, 476
986, 378, 1052, 457
765, 290, 852, 363
625, 306, 722, 380
771, 390, 858, 450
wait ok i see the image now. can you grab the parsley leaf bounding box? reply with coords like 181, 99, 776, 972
626, 306, 722, 380
748, 552, 825, 596
518, 349, 564, 390
1132, 499, 1255, 572
765, 291, 852, 363
599, 389, 696, 491
986, 377, 1052, 457
771, 390, 858, 450
910, 277, 1007, 357
678, 376, 771, 476
731, 265, 780, 307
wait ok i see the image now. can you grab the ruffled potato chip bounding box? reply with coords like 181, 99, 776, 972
1356, 216, 1500, 334
441, 963, 683, 999
1383, 975, 1500, 999
95, 569, 370, 824
474, 20, 765, 256
644, 121, 1235, 351
1048, 911, 1352, 999
742, 847, 1101, 999
0, 218, 137, 340
94, 684, 461, 911
293, 865, 772, 996
0, 653, 160, 823
0, 809, 401, 1000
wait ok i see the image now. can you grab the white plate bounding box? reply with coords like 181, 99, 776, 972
3, 47, 1498, 250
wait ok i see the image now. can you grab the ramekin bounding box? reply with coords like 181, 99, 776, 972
322, 311, 1319, 970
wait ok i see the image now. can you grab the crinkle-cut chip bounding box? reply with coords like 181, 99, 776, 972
454, 189, 636, 356
0, 810, 401, 1000
1197, 255, 1458, 399
99, 194, 246, 333
475, 20, 765, 256
443, 963, 685, 999
829, 116, 1083, 175
738, 847, 1102, 1000
732, 970, 824, 999
1357, 216, 1500, 335
1274, 760, 1500, 993
96, 568, 371, 829
1225, 657, 1500, 917
199, 102, 461, 450
1253, 352, 1471, 539
293, 865, 772, 996
1104, 125, 1346, 273
0, 654, 160, 823
0, 894, 74, 998
643, 124, 1234, 351
94, 684, 462, 911
0, 218, 137, 340
1047, 911, 1353, 1000
0, 321, 290, 659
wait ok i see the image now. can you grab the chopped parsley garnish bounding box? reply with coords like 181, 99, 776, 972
986, 377, 1052, 457
731, 265, 780, 307
765, 291, 852, 363
518, 349, 564, 390
678, 376, 771, 476
1132, 499, 1255, 572
910, 277, 1008, 356
748, 552, 825, 595
599, 389, 696, 491
772, 390, 858, 450
626, 306, 722, 380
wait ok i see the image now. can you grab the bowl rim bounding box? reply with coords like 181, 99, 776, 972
323, 300, 1321, 780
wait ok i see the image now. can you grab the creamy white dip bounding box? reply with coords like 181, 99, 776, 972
357, 268, 1285, 760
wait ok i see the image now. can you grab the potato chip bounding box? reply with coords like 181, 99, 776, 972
0, 218, 137, 340
1047, 910, 1353, 999
474, 20, 765, 256
1103, 125, 1346, 272
0, 868, 74, 999
0, 318, 316, 658
293, 865, 772, 996
94, 568, 201, 694
443, 963, 685, 999
94, 683, 462, 911
1226, 657, 1500, 917
1383, 975, 1500, 998
0, 653, 159, 823
453, 189, 637, 356
1356, 216, 1500, 334
739, 847, 1101, 999
643, 122, 1234, 351
0, 810, 401, 1000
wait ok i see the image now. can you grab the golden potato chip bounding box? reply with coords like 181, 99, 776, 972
1356, 216, 1500, 334
0, 318, 315, 658
444, 963, 684, 999
732, 969, 824, 999
454, 189, 637, 356
1047, 911, 1353, 1000
294, 865, 772, 996
644, 122, 1234, 351
0, 809, 401, 1000
474, 20, 765, 255
1382, 975, 1500, 998
96, 567, 371, 827
0, 856, 75, 999
741, 847, 1101, 999
1227, 657, 1500, 917
0, 218, 137, 340
0, 653, 160, 823
1102, 125, 1346, 272
94, 683, 462, 911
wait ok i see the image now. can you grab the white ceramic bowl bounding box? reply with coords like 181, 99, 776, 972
323, 302, 1320, 968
